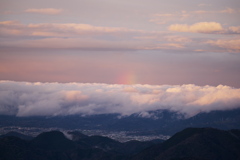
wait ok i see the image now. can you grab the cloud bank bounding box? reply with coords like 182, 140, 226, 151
0, 81, 240, 118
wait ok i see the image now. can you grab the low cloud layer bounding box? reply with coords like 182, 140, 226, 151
0, 81, 240, 118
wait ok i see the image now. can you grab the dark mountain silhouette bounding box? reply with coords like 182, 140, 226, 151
1, 128, 240, 160
78, 135, 155, 155
0, 130, 155, 160
132, 128, 240, 160
0, 136, 52, 160
31, 131, 75, 151
0, 131, 33, 140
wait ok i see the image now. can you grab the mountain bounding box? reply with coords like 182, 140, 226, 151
0, 130, 156, 160
76, 134, 155, 155
1, 128, 240, 160
0, 108, 240, 136
132, 128, 240, 160
0, 131, 33, 140
67, 131, 156, 156
30, 131, 75, 151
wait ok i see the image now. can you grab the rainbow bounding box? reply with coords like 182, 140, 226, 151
116, 71, 137, 85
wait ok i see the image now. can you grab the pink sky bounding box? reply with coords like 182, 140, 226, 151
0, 0, 240, 87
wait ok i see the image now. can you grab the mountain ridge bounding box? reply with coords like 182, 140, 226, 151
132, 127, 240, 160
1, 108, 240, 136
1, 127, 240, 160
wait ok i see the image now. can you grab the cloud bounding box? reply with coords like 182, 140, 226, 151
140, 43, 185, 50
150, 12, 189, 24
220, 8, 237, 14
193, 7, 238, 14
228, 26, 240, 34
150, 7, 239, 25
0, 21, 151, 50
164, 35, 192, 43
207, 38, 240, 52
168, 22, 224, 33
0, 81, 240, 118
0, 21, 239, 53
24, 8, 63, 15
0, 21, 142, 37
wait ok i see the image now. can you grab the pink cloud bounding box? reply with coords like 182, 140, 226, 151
229, 26, 240, 33
24, 8, 63, 15
168, 22, 223, 33
0, 21, 143, 37
150, 7, 239, 25
193, 7, 238, 14
164, 35, 192, 43
207, 39, 240, 52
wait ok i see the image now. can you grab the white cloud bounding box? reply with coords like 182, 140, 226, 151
0, 81, 240, 118
25, 8, 63, 15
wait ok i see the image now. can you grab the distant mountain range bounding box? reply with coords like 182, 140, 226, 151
0, 130, 157, 160
1, 128, 240, 160
0, 108, 240, 135
133, 128, 240, 160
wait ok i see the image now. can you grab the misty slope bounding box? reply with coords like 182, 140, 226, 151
0, 131, 33, 140
1, 109, 240, 136
132, 128, 240, 160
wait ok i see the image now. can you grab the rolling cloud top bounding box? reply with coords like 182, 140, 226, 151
1, 81, 239, 118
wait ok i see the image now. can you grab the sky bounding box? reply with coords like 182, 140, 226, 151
0, 0, 240, 86
0, 0, 240, 117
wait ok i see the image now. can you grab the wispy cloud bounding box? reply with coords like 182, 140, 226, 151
150, 11, 189, 24
164, 35, 192, 43
0, 21, 142, 37
24, 8, 63, 15
0, 81, 240, 118
0, 21, 239, 53
229, 26, 240, 33
207, 38, 240, 53
168, 22, 224, 33
193, 7, 238, 14
150, 7, 239, 24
